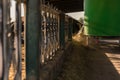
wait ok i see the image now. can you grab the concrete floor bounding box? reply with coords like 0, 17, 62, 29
56, 35, 120, 80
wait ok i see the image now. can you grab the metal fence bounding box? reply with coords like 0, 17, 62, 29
41, 4, 60, 64
0, 0, 81, 79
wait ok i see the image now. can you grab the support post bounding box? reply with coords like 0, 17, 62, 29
59, 13, 65, 49
26, 0, 41, 79
68, 18, 73, 41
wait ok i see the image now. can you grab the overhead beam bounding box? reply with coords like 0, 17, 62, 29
46, 0, 83, 12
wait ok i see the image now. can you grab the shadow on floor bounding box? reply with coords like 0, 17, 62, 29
56, 40, 120, 80
99, 43, 120, 54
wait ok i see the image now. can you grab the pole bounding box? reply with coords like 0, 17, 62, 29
26, 0, 41, 79
59, 12, 65, 49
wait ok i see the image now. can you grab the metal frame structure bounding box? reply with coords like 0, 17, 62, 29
0, 0, 81, 79
41, 4, 60, 64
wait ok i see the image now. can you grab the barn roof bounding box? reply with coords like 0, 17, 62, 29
45, 0, 84, 13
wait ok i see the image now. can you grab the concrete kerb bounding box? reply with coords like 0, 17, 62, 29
40, 42, 72, 80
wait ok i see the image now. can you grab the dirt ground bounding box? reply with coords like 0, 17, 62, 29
56, 34, 120, 80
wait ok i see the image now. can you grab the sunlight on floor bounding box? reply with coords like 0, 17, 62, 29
105, 52, 120, 75
72, 27, 85, 42
73, 29, 120, 76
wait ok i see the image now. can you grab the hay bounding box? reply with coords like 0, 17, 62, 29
72, 27, 87, 46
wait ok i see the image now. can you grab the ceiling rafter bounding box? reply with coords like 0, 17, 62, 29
45, 0, 83, 13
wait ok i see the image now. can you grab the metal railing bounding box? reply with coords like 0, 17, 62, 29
0, 0, 81, 79
41, 4, 60, 64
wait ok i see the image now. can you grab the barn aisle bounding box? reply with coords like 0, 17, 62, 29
56, 34, 120, 80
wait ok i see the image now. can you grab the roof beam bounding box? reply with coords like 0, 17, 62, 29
45, 0, 83, 12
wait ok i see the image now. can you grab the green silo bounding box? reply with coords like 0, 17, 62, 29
84, 0, 120, 36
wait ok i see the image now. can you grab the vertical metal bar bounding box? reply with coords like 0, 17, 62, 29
59, 13, 65, 49
54, 13, 57, 51
47, 7, 52, 59
56, 13, 59, 50
23, 3, 26, 79
3, 0, 9, 79
26, 0, 41, 79
0, 1, 3, 79
45, 6, 49, 60
68, 18, 73, 41
50, 11, 53, 56
56, 13, 59, 49
53, 11, 56, 55
49, 8, 53, 58
15, 1, 22, 79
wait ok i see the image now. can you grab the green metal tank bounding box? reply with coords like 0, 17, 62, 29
84, 0, 120, 36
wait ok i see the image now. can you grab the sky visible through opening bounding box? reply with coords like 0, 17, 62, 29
66, 11, 84, 20
11, 0, 24, 21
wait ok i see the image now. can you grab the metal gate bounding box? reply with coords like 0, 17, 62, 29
41, 4, 60, 64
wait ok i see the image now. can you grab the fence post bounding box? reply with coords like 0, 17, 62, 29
68, 18, 73, 41
26, 0, 41, 79
59, 13, 65, 49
